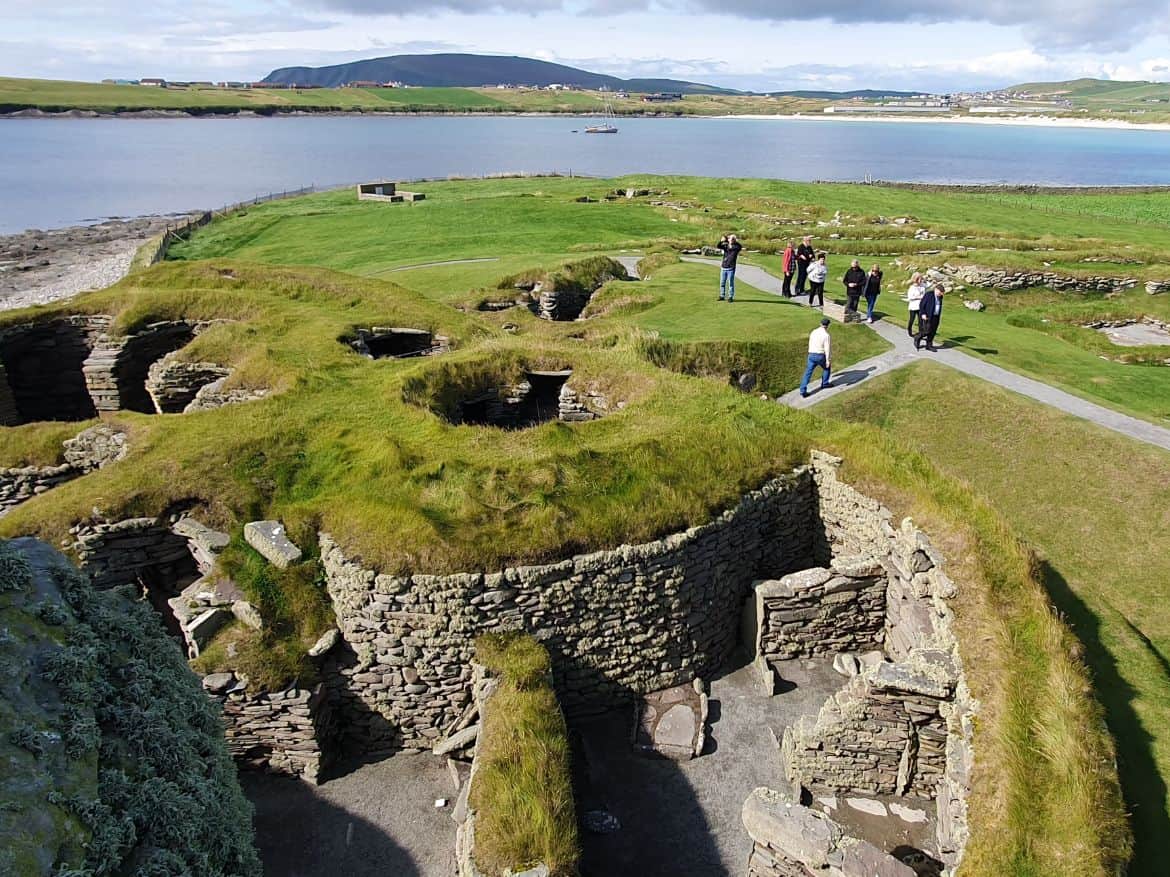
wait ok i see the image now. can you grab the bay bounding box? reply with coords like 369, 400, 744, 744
2, 114, 1170, 234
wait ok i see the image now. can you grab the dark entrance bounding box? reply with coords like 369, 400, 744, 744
0, 321, 97, 424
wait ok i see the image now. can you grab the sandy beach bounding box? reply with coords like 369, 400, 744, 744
719, 112, 1170, 132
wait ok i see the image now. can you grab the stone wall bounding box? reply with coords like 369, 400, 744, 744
937, 263, 1139, 293
203, 675, 334, 784
0, 316, 108, 424
72, 516, 198, 590
742, 788, 914, 877
146, 356, 231, 413
750, 556, 887, 664
783, 453, 976, 870
0, 463, 80, 517
318, 471, 815, 754
83, 320, 196, 414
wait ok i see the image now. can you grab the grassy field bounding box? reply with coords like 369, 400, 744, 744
4, 175, 1160, 874
0, 76, 826, 117
820, 363, 1170, 875
169, 175, 1170, 423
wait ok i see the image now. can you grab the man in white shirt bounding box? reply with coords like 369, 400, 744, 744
799, 317, 833, 398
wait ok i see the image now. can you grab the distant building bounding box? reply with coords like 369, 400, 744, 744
216, 81, 250, 89
642, 92, 683, 103
140, 78, 166, 87
102, 78, 138, 86
823, 105, 952, 114
343, 80, 382, 88
251, 82, 292, 89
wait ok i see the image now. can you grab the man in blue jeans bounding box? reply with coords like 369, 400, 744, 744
799, 318, 833, 398
717, 233, 742, 301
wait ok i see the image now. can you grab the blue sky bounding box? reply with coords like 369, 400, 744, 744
4, 0, 1170, 91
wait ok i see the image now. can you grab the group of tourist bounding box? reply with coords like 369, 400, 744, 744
713, 234, 949, 398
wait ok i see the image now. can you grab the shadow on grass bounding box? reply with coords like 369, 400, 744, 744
1041, 561, 1169, 876
947, 335, 999, 355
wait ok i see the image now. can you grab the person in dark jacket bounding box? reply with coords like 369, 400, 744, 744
781, 241, 796, 297
842, 260, 866, 315
864, 263, 882, 323
915, 285, 945, 351
717, 234, 742, 301
795, 236, 815, 295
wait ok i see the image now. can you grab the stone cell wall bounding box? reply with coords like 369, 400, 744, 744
792, 453, 976, 870
753, 557, 887, 662
83, 320, 196, 414
319, 471, 815, 753
0, 464, 80, 517
72, 517, 198, 590
0, 316, 108, 424
146, 356, 231, 413
206, 679, 334, 784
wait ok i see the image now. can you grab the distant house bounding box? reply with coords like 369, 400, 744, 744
217, 81, 250, 89
251, 82, 291, 89
344, 80, 382, 88
140, 78, 166, 87
642, 92, 683, 103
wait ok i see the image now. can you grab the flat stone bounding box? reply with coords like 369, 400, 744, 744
433, 723, 480, 757
655, 704, 697, 750
202, 672, 235, 694
185, 607, 231, 656
889, 802, 929, 824
308, 627, 340, 657
833, 653, 860, 678
845, 797, 888, 817
244, 520, 302, 568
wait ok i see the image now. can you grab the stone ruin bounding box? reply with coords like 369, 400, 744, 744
348, 326, 450, 360
0, 314, 257, 425
356, 181, 425, 203
447, 368, 609, 428
46, 451, 975, 871
0, 424, 127, 517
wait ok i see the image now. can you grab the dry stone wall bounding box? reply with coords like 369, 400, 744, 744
319, 471, 815, 754
0, 463, 79, 516
72, 517, 197, 590
781, 453, 976, 871
203, 676, 334, 784
751, 557, 887, 663
937, 263, 1140, 293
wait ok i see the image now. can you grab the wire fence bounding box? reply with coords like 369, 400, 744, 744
145, 185, 317, 265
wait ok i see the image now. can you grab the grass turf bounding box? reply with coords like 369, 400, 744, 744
820, 362, 1170, 875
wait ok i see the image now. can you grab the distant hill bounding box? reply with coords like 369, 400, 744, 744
1009, 77, 1170, 101
262, 53, 735, 94
764, 88, 921, 100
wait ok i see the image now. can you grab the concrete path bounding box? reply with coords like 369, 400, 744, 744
683, 257, 1170, 453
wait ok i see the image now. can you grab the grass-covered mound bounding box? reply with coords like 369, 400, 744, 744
470, 633, 578, 877
0, 538, 259, 876
166, 175, 1170, 423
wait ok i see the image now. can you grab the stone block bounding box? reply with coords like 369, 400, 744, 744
245, 520, 302, 568
185, 607, 231, 657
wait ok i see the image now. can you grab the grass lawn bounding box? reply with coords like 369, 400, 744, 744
820, 363, 1170, 875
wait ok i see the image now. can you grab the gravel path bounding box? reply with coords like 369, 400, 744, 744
0, 216, 188, 312
684, 257, 1170, 452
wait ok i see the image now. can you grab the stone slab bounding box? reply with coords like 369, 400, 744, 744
245, 520, 302, 568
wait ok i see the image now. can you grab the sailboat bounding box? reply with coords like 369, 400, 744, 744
585, 88, 619, 134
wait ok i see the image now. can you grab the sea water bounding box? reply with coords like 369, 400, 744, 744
3, 114, 1170, 233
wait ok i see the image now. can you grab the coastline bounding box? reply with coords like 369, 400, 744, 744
3, 106, 1170, 131
718, 112, 1170, 132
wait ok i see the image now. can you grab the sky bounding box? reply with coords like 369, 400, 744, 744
3, 0, 1170, 92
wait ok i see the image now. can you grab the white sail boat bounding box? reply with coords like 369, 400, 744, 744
585, 88, 619, 134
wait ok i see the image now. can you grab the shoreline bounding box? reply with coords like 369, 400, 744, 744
3, 106, 1170, 131
717, 112, 1170, 132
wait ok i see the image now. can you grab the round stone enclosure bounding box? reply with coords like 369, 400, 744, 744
348, 327, 449, 359
456, 368, 575, 429
1089, 318, 1170, 347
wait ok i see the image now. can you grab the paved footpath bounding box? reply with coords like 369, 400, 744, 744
680, 257, 1170, 453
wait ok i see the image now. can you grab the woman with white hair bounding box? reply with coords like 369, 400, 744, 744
906, 272, 926, 336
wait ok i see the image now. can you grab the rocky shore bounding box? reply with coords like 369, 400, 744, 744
0, 215, 194, 311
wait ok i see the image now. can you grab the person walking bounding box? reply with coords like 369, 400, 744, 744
717, 233, 742, 302
795, 236, 815, 295
781, 240, 796, 297
915, 284, 945, 351
864, 263, 883, 323
800, 317, 833, 398
843, 259, 866, 316
807, 253, 828, 307
906, 272, 926, 336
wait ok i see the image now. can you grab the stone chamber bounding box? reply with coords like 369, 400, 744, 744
0, 313, 243, 425
59, 450, 975, 876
